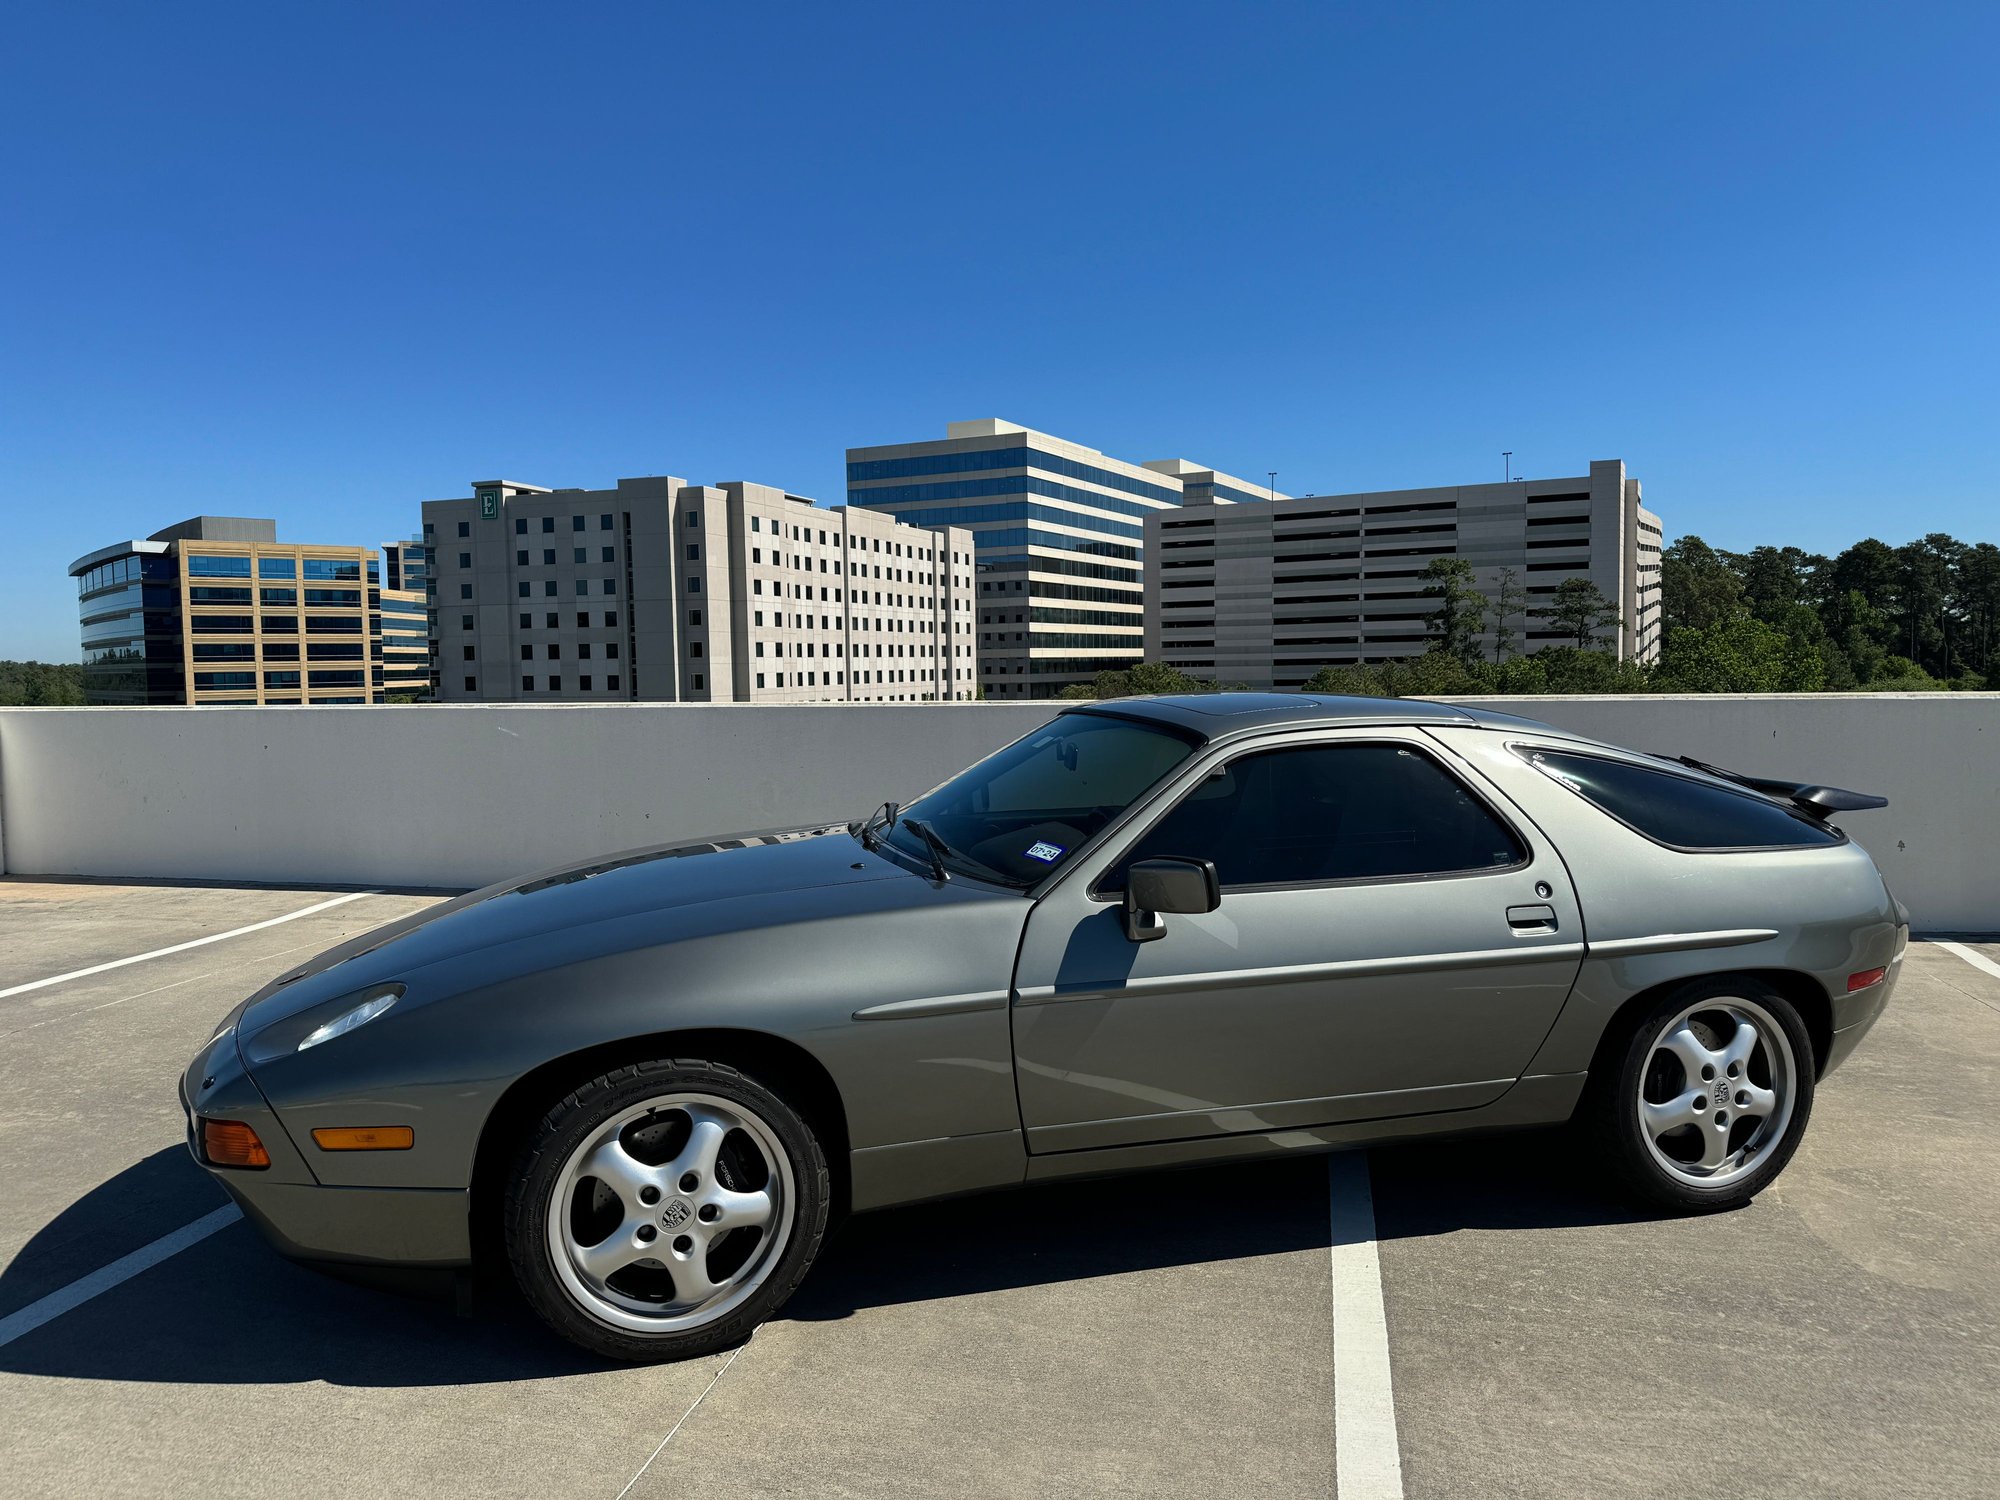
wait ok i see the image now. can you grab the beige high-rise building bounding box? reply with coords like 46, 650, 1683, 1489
69, 516, 422, 705
422, 476, 974, 703
1144, 460, 1662, 687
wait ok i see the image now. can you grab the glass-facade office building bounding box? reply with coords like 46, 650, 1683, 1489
69, 517, 427, 705
846, 420, 1283, 698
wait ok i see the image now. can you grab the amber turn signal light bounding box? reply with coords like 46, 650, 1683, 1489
311, 1126, 415, 1151
1847, 966, 1888, 992
200, 1118, 271, 1169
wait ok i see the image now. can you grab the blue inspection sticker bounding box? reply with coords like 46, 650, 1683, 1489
1023, 841, 1065, 863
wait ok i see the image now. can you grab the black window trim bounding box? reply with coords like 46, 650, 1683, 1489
1083, 729, 1534, 902
1508, 741, 1848, 854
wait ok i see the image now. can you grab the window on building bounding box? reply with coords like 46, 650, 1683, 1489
522, 676, 534, 691
607, 674, 621, 691
600, 514, 613, 530
575, 580, 587, 595
752, 516, 762, 533
547, 644, 561, 659
604, 611, 618, 627
601, 546, 615, 562
515, 518, 527, 535
686, 543, 700, 561
519, 644, 532, 660
457, 552, 471, 568
462, 646, 475, 661
688, 577, 701, 593
544, 581, 557, 597
602, 578, 616, 595
686, 512, 699, 528
692, 673, 704, 690
572, 548, 585, 564
572, 516, 584, 532
462, 584, 474, 600
518, 612, 531, 628
541, 517, 554, 533
516, 550, 528, 565
756, 672, 765, 688
579, 675, 592, 691
576, 611, 590, 628
465, 614, 476, 630
465, 676, 477, 692
457, 521, 470, 537
605, 642, 620, 659
547, 612, 559, 628
578, 643, 591, 659
689, 641, 703, 658
548, 675, 561, 691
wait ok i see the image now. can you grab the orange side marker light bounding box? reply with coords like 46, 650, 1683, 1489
311, 1126, 416, 1151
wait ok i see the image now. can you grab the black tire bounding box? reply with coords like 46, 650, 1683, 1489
504, 1057, 830, 1362
1583, 975, 1816, 1214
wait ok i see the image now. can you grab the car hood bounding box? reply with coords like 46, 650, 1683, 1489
238, 825, 918, 1030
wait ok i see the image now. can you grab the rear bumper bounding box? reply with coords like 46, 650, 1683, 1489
1822, 939, 1906, 1077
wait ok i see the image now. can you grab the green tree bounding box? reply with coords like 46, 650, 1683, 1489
1061, 661, 1218, 700
1652, 617, 1824, 693
1486, 566, 1526, 663
1660, 536, 1744, 631
1535, 577, 1621, 649
1421, 556, 1487, 668
0, 661, 86, 705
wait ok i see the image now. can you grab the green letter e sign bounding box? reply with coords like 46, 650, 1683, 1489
479, 491, 499, 520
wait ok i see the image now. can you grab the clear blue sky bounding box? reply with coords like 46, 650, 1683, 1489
4, 2, 1995, 661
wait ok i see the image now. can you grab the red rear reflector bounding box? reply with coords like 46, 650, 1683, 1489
200, 1118, 271, 1169
1848, 967, 1888, 992
311, 1126, 415, 1151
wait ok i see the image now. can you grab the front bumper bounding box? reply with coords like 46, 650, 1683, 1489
180, 1028, 471, 1268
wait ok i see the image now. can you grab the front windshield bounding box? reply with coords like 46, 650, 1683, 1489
875, 712, 1200, 886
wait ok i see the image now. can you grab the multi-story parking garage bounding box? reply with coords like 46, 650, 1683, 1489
1144, 459, 1662, 687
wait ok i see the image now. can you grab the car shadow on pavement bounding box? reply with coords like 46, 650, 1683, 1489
1, 1132, 1662, 1384
785, 1129, 1658, 1322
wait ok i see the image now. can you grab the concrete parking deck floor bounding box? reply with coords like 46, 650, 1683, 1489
0, 880, 1994, 1498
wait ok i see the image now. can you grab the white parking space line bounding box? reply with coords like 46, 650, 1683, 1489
0, 891, 376, 1000
0, 1204, 241, 1349
1935, 941, 2000, 985
613, 1343, 745, 1500
1328, 1152, 1404, 1500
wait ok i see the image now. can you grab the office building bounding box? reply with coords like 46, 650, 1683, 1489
846, 420, 1285, 697
1144, 459, 1662, 687
383, 536, 432, 593
69, 517, 415, 705
421, 476, 975, 703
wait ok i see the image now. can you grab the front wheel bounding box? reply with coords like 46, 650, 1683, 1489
1587, 977, 1815, 1213
504, 1057, 830, 1361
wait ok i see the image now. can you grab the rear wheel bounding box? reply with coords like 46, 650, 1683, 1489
504, 1058, 830, 1361
1588, 977, 1815, 1213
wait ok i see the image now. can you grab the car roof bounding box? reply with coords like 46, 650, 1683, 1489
1069, 691, 1559, 741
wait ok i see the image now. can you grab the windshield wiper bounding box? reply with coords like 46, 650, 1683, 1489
898, 816, 952, 883
856, 800, 898, 851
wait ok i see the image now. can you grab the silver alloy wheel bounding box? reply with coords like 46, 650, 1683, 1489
546, 1091, 796, 1336
1637, 996, 1796, 1189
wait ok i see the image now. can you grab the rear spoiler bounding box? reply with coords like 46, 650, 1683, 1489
1664, 756, 1888, 822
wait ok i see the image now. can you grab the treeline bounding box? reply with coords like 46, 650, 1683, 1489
0, 660, 85, 705
1056, 529, 1997, 699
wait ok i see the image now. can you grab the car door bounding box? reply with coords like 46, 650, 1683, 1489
1009, 727, 1585, 1153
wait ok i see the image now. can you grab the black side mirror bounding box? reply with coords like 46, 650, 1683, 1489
1123, 857, 1221, 943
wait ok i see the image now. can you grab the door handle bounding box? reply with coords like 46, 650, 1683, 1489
1506, 903, 1558, 933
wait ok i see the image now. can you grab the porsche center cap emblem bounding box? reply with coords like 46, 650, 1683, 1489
658, 1198, 694, 1230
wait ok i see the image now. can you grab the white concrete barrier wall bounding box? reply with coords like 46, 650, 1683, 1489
0, 695, 1992, 930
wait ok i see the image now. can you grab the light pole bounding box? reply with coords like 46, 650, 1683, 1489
1502, 451, 1513, 483
1267, 471, 1277, 502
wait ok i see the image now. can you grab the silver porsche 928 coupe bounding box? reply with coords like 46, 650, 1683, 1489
181, 694, 1905, 1361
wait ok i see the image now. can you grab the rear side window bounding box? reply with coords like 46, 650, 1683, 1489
1526, 750, 1840, 849
1110, 742, 1526, 891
